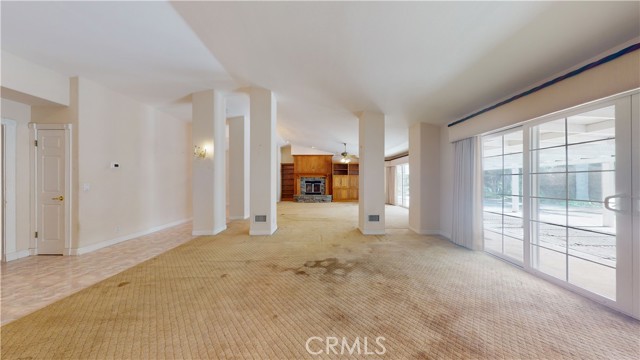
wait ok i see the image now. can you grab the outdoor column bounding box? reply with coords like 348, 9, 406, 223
192, 89, 227, 235
228, 115, 250, 220
358, 111, 386, 235
408, 122, 440, 235
249, 87, 278, 235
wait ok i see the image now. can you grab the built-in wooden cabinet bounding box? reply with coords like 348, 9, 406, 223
332, 163, 359, 201
281, 164, 294, 201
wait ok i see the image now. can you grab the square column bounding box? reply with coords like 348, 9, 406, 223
358, 111, 386, 235
192, 89, 227, 235
228, 115, 249, 220
408, 122, 440, 234
249, 88, 277, 235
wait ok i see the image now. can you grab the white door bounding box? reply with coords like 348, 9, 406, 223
37, 129, 66, 255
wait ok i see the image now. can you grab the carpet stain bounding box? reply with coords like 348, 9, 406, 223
220, 274, 229, 278
116, 281, 129, 288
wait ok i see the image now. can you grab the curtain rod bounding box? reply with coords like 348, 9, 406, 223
448, 42, 640, 128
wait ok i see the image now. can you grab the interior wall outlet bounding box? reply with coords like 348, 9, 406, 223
83, 183, 90, 192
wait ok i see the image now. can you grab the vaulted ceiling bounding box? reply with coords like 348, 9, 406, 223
2, 1, 639, 156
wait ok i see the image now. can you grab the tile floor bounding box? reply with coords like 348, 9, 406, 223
0, 222, 195, 325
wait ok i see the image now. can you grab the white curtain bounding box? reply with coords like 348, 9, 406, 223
451, 136, 483, 250
386, 166, 396, 205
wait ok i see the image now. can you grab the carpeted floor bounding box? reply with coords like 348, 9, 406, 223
1, 202, 638, 359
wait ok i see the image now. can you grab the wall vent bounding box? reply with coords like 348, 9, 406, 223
255, 215, 267, 223
368, 215, 380, 222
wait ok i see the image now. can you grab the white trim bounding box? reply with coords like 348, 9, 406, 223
4, 250, 30, 262
30, 123, 72, 130
359, 228, 385, 236
1, 119, 17, 262
249, 226, 278, 236
192, 224, 227, 236
228, 215, 249, 221
71, 218, 192, 255
408, 226, 440, 236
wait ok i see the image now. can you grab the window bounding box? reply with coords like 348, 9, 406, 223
479, 92, 640, 316
395, 163, 409, 208
482, 128, 524, 264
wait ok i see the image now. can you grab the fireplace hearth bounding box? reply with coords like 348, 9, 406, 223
295, 177, 332, 202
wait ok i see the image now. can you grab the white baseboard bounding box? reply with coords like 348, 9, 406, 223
438, 231, 451, 240
192, 224, 227, 236
359, 227, 386, 235
229, 215, 249, 221
4, 249, 30, 262
71, 218, 192, 256
249, 226, 278, 236
409, 226, 441, 236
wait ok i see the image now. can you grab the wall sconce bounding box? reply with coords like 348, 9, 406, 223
194, 145, 207, 159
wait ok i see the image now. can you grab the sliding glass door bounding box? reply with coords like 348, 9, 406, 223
481, 91, 639, 317
395, 163, 409, 208
482, 129, 524, 264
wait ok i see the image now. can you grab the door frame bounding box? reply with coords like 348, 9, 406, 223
1, 119, 17, 262
519, 90, 638, 318
29, 123, 73, 255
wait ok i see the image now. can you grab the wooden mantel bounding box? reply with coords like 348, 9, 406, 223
292, 155, 333, 196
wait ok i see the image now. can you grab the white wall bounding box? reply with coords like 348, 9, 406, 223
408, 122, 440, 235
1, 51, 70, 106
290, 144, 334, 155
281, 144, 294, 163
1, 99, 32, 256
75, 77, 192, 249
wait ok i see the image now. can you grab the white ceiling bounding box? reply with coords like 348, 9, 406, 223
2, 1, 639, 157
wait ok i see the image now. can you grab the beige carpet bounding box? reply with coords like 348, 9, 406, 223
1, 202, 638, 359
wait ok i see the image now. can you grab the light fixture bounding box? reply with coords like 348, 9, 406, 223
194, 145, 207, 159
340, 143, 352, 163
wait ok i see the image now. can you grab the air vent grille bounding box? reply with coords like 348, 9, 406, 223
255, 215, 267, 223
368, 215, 380, 222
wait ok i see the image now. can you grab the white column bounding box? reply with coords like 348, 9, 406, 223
358, 111, 386, 235
249, 87, 277, 235
228, 115, 250, 220
192, 90, 227, 235
408, 122, 441, 235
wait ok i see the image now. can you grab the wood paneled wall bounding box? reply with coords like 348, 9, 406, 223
292, 155, 333, 195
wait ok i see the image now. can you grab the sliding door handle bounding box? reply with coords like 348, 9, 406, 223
604, 194, 626, 213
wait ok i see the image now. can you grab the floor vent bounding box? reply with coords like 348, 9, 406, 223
368, 215, 380, 222
255, 215, 267, 223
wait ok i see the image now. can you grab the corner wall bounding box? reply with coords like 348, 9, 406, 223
32, 77, 192, 253
1, 99, 32, 257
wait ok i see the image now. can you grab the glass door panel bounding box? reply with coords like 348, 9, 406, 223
482, 129, 524, 263
529, 101, 633, 308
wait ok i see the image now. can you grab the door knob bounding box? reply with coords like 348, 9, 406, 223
52, 196, 64, 201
